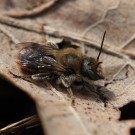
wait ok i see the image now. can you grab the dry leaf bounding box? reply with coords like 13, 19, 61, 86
0, 1, 135, 135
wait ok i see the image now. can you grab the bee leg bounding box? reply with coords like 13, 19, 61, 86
67, 88, 75, 104
68, 89, 74, 99
57, 75, 75, 104
31, 73, 49, 80
9, 71, 49, 80
9, 71, 33, 79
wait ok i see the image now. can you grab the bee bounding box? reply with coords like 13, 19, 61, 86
10, 32, 106, 101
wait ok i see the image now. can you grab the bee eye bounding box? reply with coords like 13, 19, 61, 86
86, 62, 92, 70
87, 62, 90, 66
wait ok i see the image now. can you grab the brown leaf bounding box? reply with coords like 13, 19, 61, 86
0, 1, 135, 135
1, 0, 58, 18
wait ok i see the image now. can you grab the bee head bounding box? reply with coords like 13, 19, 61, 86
81, 57, 104, 80
82, 31, 106, 80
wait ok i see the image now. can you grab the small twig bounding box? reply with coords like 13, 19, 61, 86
0, 16, 43, 33
0, 115, 40, 135
6, 0, 58, 18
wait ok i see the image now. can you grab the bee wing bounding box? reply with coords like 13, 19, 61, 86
17, 42, 66, 73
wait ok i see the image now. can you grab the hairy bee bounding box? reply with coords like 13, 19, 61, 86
10, 32, 106, 100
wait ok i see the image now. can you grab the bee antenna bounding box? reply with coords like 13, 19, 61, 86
97, 31, 106, 62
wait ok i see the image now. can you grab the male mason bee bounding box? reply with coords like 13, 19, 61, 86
10, 32, 106, 100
